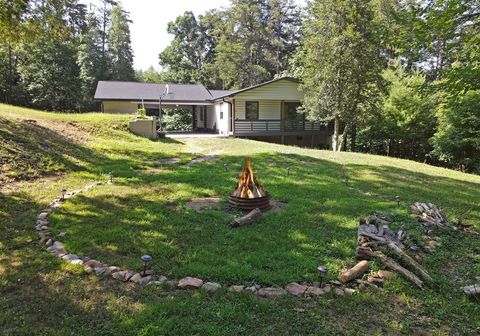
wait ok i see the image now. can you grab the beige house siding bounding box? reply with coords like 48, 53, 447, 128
103, 100, 138, 114
233, 79, 304, 101
233, 79, 303, 120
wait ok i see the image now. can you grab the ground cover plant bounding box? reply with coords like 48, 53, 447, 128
1, 103, 479, 335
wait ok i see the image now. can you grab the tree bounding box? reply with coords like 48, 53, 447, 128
357, 60, 438, 160
432, 34, 480, 172
108, 5, 134, 81
215, 0, 301, 89
0, 0, 29, 103
301, 0, 384, 151
77, 10, 104, 110
158, 10, 223, 88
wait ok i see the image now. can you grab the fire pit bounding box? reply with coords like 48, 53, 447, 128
228, 159, 270, 211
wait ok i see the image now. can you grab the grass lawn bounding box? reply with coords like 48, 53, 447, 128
1, 103, 479, 335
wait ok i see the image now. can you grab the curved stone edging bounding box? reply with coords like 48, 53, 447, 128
35, 180, 359, 298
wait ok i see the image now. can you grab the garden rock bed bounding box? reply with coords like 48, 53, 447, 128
33, 180, 380, 300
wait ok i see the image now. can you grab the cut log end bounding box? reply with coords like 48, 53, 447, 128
340, 260, 369, 282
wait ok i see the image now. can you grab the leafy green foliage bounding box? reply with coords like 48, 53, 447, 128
163, 107, 193, 131
301, 0, 384, 151
108, 6, 135, 81
358, 61, 438, 161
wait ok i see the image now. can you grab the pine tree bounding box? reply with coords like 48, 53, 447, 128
108, 5, 135, 81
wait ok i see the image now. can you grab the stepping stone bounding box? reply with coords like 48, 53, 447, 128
178, 277, 203, 289
112, 270, 134, 282
202, 282, 221, 292
38, 213, 49, 220
286, 283, 307, 296
304, 287, 325, 296
257, 287, 287, 298
228, 285, 244, 292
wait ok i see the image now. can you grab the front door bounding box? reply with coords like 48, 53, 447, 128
284, 102, 303, 131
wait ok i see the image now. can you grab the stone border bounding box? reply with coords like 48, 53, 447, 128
35, 180, 359, 298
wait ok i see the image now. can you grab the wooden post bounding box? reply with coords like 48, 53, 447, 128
311, 134, 315, 147
192, 105, 196, 131
232, 99, 236, 135
280, 100, 285, 132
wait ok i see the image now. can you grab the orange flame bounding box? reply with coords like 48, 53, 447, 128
232, 159, 266, 199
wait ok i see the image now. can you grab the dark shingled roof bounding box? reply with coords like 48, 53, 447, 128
209, 89, 235, 99
94, 81, 214, 102
94, 77, 298, 102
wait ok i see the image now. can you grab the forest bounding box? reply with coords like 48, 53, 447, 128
0, 0, 479, 172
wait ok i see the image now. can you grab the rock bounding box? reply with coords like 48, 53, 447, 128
45, 239, 53, 247
129, 273, 143, 283
68, 259, 84, 265
202, 282, 221, 292
286, 283, 307, 296
84, 260, 103, 268
304, 287, 325, 296
293, 308, 306, 313
112, 270, 134, 282
62, 254, 79, 261
58, 232, 66, 237
344, 288, 356, 295
312, 281, 321, 288
334, 288, 345, 296
323, 285, 332, 293
178, 277, 203, 289
38, 212, 49, 220
84, 266, 94, 273
52, 241, 64, 249
94, 267, 108, 275
228, 285, 244, 292
330, 280, 342, 286
377, 270, 395, 279
257, 287, 287, 298
245, 286, 258, 293
138, 276, 152, 286
46, 245, 67, 256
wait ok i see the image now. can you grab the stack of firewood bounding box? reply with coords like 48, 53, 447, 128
354, 213, 432, 288
411, 202, 458, 231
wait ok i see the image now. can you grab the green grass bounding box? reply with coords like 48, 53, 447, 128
1, 103, 479, 335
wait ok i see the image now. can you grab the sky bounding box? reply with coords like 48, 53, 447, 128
82, 0, 305, 71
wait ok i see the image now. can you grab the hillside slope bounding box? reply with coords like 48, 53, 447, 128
1, 103, 479, 335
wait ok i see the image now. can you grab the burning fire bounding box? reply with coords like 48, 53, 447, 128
231, 159, 267, 199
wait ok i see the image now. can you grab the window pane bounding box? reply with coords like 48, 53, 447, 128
284, 102, 302, 120
246, 101, 259, 120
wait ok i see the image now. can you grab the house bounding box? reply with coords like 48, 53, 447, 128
94, 77, 331, 148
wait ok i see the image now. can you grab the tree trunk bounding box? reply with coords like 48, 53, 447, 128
336, 123, 349, 152
332, 115, 340, 151
350, 124, 357, 152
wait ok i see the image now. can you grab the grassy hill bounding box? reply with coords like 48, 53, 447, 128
1, 103, 479, 335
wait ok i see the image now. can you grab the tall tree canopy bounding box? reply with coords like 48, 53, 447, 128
108, 5, 134, 81
300, 0, 384, 151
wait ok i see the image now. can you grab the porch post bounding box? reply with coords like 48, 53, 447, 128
232, 99, 236, 135
192, 105, 196, 131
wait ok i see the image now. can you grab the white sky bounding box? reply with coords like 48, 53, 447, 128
82, 0, 306, 70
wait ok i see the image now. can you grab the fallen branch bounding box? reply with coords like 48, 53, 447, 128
230, 208, 262, 228
374, 252, 424, 289
386, 242, 432, 282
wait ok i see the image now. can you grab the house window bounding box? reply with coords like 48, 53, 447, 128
220, 111, 224, 120
245, 101, 259, 120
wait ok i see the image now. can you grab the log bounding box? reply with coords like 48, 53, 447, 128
386, 242, 432, 282
230, 208, 262, 227
462, 284, 480, 297
356, 246, 374, 260
374, 252, 424, 288
340, 260, 369, 282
